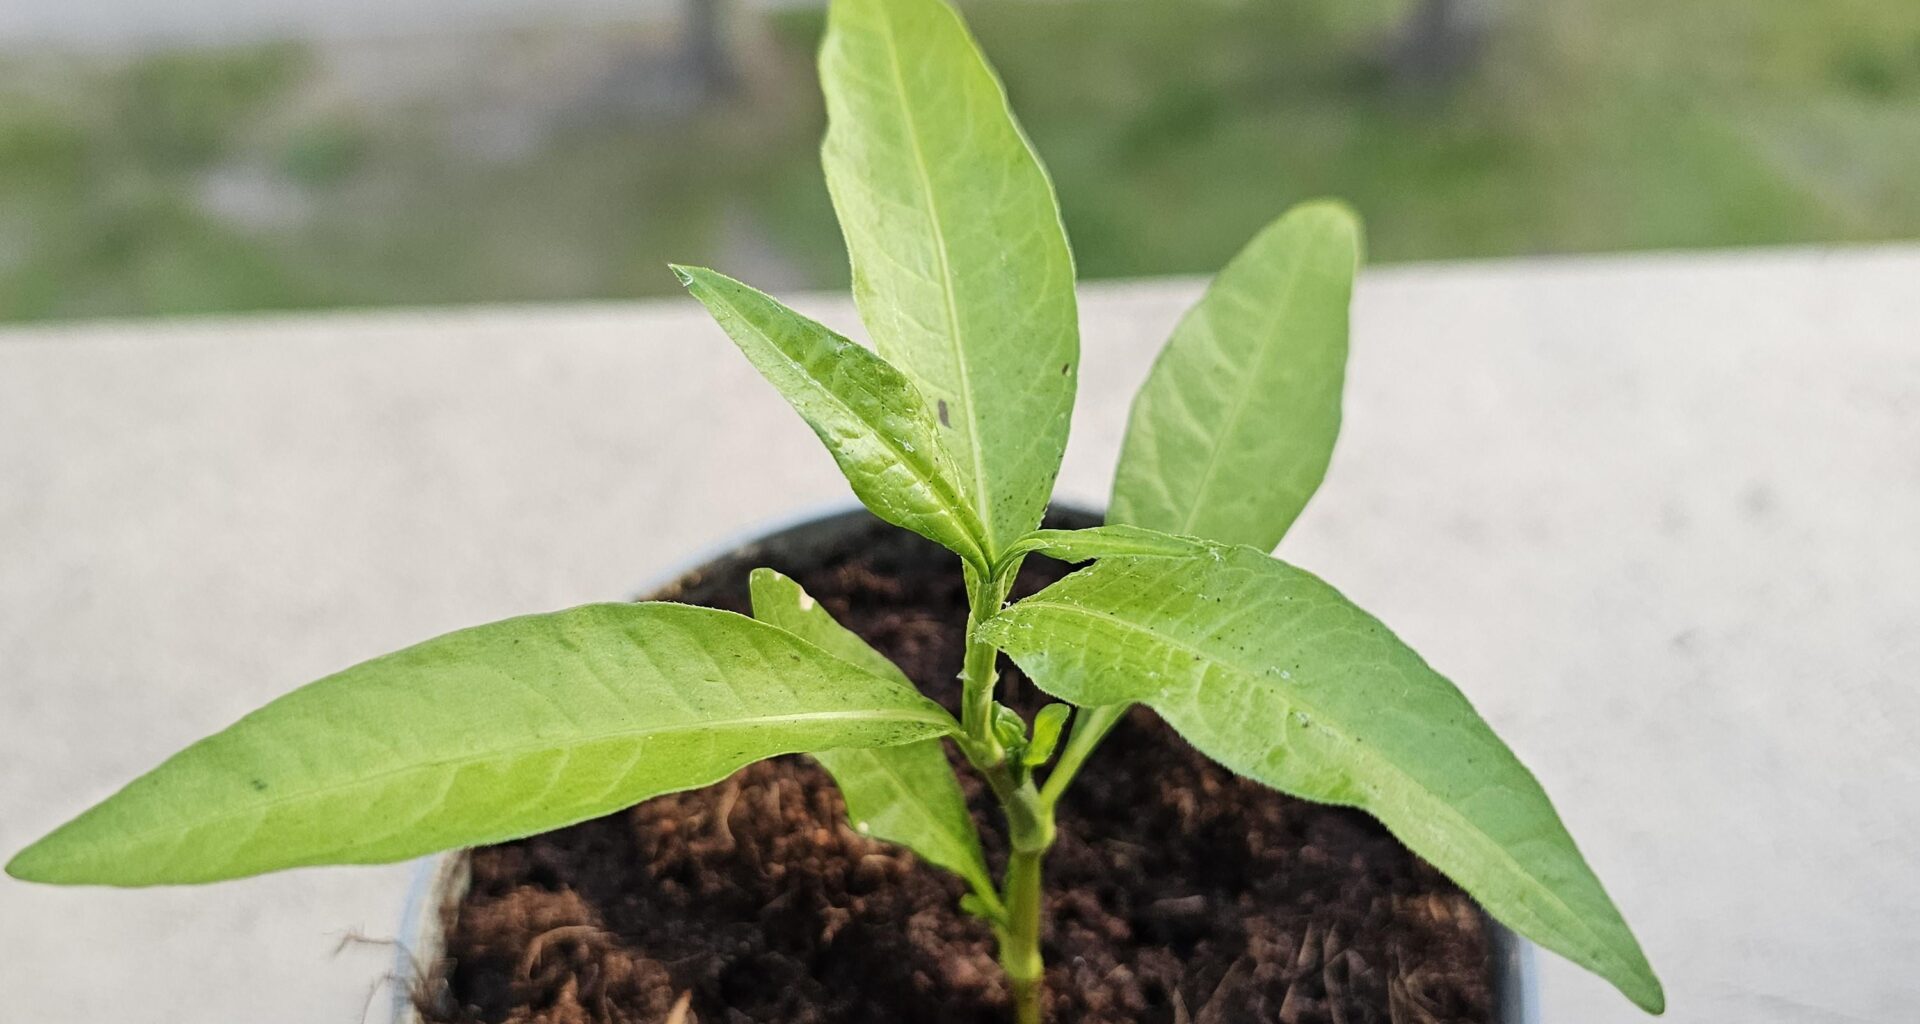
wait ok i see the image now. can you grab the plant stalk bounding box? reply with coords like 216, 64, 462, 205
957, 557, 1056, 1023
1001, 844, 1047, 1024
960, 564, 1011, 760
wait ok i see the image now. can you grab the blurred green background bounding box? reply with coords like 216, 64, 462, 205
2, 0, 1916, 321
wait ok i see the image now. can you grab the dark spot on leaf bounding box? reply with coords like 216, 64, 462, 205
937, 399, 950, 427
1061, 363, 1071, 375
251, 778, 269, 792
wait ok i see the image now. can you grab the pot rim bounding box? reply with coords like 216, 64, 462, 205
388, 501, 1539, 1024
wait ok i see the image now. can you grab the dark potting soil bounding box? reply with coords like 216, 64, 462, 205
420, 516, 1496, 1024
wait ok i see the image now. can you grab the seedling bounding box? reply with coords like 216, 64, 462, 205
8, 0, 1662, 1019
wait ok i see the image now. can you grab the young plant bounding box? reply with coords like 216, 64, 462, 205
7, 0, 1663, 1018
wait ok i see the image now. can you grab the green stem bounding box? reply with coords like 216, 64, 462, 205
1001, 844, 1047, 1024
955, 557, 1055, 1023
960, 564, 1011, 759
985, 767, 1050, 1024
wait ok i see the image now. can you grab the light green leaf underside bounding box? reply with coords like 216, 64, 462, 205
675, 265, 988, 567
9, 603, 956, 888
979, 546, 1663, 1013
821, 0, 1078, 556
1110, 200, 1360, 552
748, 568, 995, 901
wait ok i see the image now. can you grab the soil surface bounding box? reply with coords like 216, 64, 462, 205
421, 515, 1496, 1024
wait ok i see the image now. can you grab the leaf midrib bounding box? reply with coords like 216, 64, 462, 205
871, 3, 995, 550
698, 278, 985, 561
76, 705, 953, 863
1174, 243, 1315, 538
1004, 595, 1624, 973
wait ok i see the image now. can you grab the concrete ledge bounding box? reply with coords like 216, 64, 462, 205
3, 244, 1917, 1022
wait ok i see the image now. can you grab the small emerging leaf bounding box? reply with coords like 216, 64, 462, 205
991, 703, 1030, 753
8, 603, 956, 887
1110, 201, 1360, 552
748, 568, 995, 903
821, 0, 1079, 557
979, 546, 1663, 1013
959, 892, 998, 921
675, 265, 988, 568
1022, 704, 1071, 768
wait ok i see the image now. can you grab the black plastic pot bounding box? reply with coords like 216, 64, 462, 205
388, 504, 1538, 1024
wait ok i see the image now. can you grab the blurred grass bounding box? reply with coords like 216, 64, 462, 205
0, 0, 1915, 321
950, 0, 1920, 273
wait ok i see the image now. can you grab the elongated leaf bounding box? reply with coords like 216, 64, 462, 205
748, 568, 995, 902
998, 524, 1210, 572
821, 0, 1078, 556
8, 603, 957, 887
674, 265, 988, 567
979, 546, 1664, 1013
1110, 201, 1360, 551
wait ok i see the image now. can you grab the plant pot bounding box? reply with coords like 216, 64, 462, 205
388, 505, 1539, 1024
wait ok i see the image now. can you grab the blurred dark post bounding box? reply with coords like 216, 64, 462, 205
1387, 0, 1486, 88
685, 0, 738, 100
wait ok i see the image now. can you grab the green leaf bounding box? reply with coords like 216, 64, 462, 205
978, 545, 1664, 1013
8, 603, 957, 888
1022, 704, 1070, 768
1110, 201, 1361, 552
820, 0, 1078, 557
748, 568, 996, 905
998, 524, 1210, 573
674, 265, 988, 568
991, 703, 1029, 754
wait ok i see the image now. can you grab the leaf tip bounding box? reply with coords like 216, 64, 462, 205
3, 850, 31, 882
1285, 198, 1365, 265
747, 568, 807, 623
1290, 196, 1361, 230
667, 264, 697, 288
6, 832, 68, 884
1627, 966, 1666, 1015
